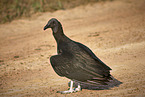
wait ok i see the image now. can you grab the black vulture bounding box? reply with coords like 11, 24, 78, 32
44, 18, 112, 93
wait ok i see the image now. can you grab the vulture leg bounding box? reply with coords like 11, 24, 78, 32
57, 80, 81, 94
74, 83, 81, 92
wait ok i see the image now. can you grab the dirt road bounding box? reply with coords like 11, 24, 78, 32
0, 0, 145, 96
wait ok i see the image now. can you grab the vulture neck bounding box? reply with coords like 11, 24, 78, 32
52, 25, 67, 43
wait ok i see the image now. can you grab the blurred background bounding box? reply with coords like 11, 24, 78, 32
0, 0, 113, 24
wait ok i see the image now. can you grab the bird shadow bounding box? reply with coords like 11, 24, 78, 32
70, 76, 122, 90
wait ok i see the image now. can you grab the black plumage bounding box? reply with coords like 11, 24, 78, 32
44, 18, 112, 93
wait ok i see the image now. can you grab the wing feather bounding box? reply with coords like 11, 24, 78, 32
50, 40, 112, 85
74, 41, 111, 70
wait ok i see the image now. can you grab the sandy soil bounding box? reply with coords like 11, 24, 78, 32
0, 0, 145, 96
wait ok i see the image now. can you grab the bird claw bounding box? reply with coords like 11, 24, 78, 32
57, 87, 81, 94
57, 89, 74, 94
74, 87, 82, 92
57, 81, 81, 94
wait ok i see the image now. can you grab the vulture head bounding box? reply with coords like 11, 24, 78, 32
44, 18, 61, 33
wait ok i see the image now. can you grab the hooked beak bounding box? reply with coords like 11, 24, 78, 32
43, 24, 50, 30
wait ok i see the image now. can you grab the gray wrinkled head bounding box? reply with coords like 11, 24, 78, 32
44, 18, 61, 33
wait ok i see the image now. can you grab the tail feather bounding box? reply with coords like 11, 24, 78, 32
85, 75, 113, 85
86, 79, 108, 85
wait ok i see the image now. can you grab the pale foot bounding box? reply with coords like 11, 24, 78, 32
57, 80, 81, 94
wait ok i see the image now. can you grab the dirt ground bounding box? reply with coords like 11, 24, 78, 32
0, 0, 145, 96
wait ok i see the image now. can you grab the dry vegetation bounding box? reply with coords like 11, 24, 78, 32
0, 0, 112, 23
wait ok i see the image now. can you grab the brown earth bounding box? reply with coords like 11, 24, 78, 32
0, 0, 145, 96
